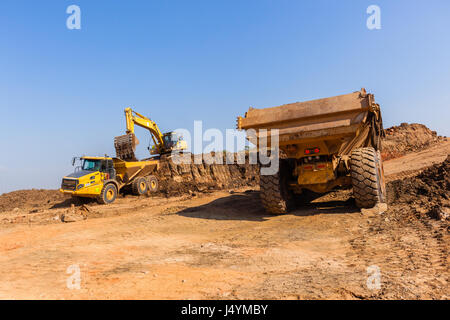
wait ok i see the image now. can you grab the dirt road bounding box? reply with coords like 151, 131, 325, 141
0, 141, 448, 299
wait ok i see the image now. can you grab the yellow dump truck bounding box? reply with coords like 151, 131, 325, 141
237, 88, 386, 214
60, 156, 159, 204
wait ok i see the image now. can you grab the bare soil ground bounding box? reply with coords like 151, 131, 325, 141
382, 123, 446, 160
0, 131, 448, 300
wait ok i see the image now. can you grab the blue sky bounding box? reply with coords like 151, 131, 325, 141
0, 0, 449, 193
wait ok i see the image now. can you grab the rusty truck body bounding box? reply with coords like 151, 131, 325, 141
237, 89, 386, 214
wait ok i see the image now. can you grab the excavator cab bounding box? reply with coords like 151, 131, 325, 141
149, 132, 186, 155
162, 132, 178, 149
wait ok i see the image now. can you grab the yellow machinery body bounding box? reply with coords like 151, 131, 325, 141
114, 108, 187, 161
60, 156, 113, 198
60, 156, 159, 200
237, 88, 384, 194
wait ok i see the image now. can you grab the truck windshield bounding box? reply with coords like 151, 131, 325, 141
82, 159, 101, 171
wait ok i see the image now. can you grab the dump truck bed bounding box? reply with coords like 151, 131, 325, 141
237, 89, 377, 147
113, 158, 159, 187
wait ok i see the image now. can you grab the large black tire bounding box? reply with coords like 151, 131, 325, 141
132, 177, 148, 196
350, 147, 386, 208
147, 175, 158, 193
97, 183, 118, 204
259, 160, 293, 215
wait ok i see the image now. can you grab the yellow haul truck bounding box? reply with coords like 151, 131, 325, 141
60, 156, 159, 204
237, 88, 386, 214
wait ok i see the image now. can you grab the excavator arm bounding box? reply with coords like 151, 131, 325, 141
114, 108, 166, 161
124, 108, 165, 152
114, 107, 187, 161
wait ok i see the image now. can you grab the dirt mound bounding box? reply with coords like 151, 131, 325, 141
0, 189, 65, 213
387, 155, 449, 220
382, 123, 445, 160
155, 152, 259, 197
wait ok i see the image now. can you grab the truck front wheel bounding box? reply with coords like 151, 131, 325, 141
98, 183, 118, 204
350, 147, 386, 208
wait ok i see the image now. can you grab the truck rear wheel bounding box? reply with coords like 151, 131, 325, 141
259, 160, 292, 215
147, 175, 158, 192
132, 177, 148, 196
350, 147, 386, 208
98, 183, 118, 204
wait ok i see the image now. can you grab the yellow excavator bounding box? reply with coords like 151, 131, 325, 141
114, 107, 188, 161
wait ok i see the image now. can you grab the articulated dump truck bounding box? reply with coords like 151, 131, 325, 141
237, 89, 386, 214
60, 156, 159, 204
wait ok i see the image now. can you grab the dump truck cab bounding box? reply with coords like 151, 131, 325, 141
60, 156, 118, 200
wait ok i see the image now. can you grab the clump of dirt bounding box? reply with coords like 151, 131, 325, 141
0, 189, 65, 213
387, 155, 449, 220
382, 123, 445, 160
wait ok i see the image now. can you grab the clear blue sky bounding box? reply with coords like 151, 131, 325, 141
1, 0, 449, 193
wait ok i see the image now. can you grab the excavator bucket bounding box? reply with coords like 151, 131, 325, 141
114, 133, 139, 161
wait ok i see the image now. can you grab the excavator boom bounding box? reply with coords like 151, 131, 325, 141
123, 108, 164, 147
114, 107, 187, 161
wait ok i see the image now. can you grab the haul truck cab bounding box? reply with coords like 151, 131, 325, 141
60, 156, 159, 204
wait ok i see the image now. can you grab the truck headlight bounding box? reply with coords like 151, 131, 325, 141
77, 184, 84, 190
